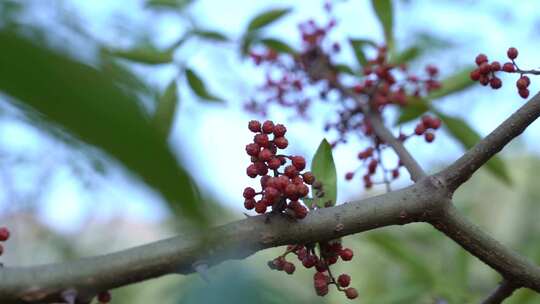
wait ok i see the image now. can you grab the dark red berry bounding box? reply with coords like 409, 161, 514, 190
470, 69, 481, 81
284, 165, 298, 178
345, 172, 354, 180
340, 248, 354, 261
254, 134, 269, 147
274, 137, 288, 149
475, 54, 488, 65
244, 198, 256, 210
368, 159, 377, 174
490, 77, 502, 89
426, 64, 438, 76
519, 88, 530, 99
507, 47, 518, 60
425, 132, 435, 143
248, 120, 261, 133
245, 143, 260, 157
414, 123, 426, 135
267, 157, 282, 170
258, 148, 273, 161
291, 156, 306, 171
302, 172, 315, 185
517, 77, 529, 89
479, 62, 491, 74
302, 255, 316, 268
262, 120, 275, 134
273, 124, 287, 137
246, 164, 258, 178
243, 187, 256, 199
0, 227, 10, 242
345, 288, 358, 299
502, 62, 515, 72
490, 61, 501, 71
283, 262, 295, 274
97, 291, 111, 303
338, 274, 351, 287
392, 169, 400, 179
255, 201, 267, 214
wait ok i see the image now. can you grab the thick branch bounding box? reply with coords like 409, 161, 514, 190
430, 204, 540, 291
480, 280, 519, 304
438, 92, 540, 191
0, 179, 444, 303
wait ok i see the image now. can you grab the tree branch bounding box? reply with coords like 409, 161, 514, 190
480, 279, 519, 304
438, 92, 540, 191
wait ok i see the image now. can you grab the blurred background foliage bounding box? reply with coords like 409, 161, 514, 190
0, 0, 540, 303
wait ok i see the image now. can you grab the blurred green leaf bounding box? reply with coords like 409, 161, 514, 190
99, 53, 155, 96
240, 33, 257, 57
370, 0, 394, 52
259, 38, 295, 54
246, 8, 291, 32
309, 139, 337, 208
153, 80, 179, 137
0, 30, 205, 222
145, 0, 193, 10
396, 97, 430, 124
191, 29, 229, 42
107, 46, 174, 65
334, 63, 356, 75
390, 45, 422, 65
349, 38, 376, 67
427, 66, 475, 100
185, 68, 224, 102
366, 233, 434, 282
437, 112, 512, 185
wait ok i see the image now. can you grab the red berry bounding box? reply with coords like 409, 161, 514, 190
272, 257, 285, 270
267, 157, 282, 170
255, 201, 267, 214
291, 156, 306, 171
283, 262, 296, 274
248, 120, 261, 132
414, 123, 426, 135
475, 54, 488, 66
243, 187, 256, 199
490, 77, 502, 89
262, 120, 275, 134
254, 134, 269, 147
368, 159, 377, 174
490, 61, 501, 71
254, 162, 268, 176
392, 169, 400, 179
502, 62, 515, 72
246, 164, 258, 178
470, 69, 481, 81
245, 143, 260, 157
517, 77, 528, 89
274, 137, 288, 149
507, 47, 518, 60
294, 206, 308, 219
479, 62, 491, 74
425, 132, 435, 143
302, 172, 315, 185
429, 118, 441, 129
479, 75, 489, 86
345, 172, 354, 180
258, 148, 273, 161
0, 227, 10, 242
260, 175, 270, 188
264, 187, 280, 200
314, 272, 328, 282
340, 248, 354, 261
244, 198, 256, 210
273, 124, 287, 137
426, 64, 438, 76
519, 88, 530, 99
284, 165, 298, 178
345, 287, 358, 299
297, 184, 309, 197
285, 183, 298, 199
97, 291, 111, 303
338, 274, 351, 287
523, 75, 531, 86
302, 255, 316, 268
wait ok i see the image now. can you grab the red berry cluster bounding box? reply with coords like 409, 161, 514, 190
413, 115, 441, 143
268, 241, 358, 299
244, 120, 312, 218
470, 47, 534, 99
0, 227, 10, 258
97, 291, 111, 303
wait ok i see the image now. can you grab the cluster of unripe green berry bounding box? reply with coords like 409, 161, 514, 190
268, 242, 358, 299
470, 47, 533, 99
244, 120, 311, 218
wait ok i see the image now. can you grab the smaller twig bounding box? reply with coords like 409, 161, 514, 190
480, 279, 519, 304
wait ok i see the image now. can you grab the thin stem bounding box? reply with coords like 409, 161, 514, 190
480, 280, 519, 304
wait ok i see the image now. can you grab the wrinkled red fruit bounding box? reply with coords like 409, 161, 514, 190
345, 287, 358, 299
0, 227, 10, 242
97, 291, 111, 303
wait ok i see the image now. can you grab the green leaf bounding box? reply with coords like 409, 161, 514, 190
247, 8, 291, 32
427, 66, 475, 100
349, 38, 374, 67
0, 30, 206, 222
334, 63, 356, 75
437, 112, 512, 185
240, 33, 257, 57
185, 68, 224, 102
99, 52, 155, 96
309, 139, 337, 208
145, 0, 193, 10
107, 46, 174, 65
370, 0, 394, 52
191, 29, 229, 42
396, 97, 430, 124
259, 38, 295, 54
366, 233, 434, 282
153, 79, 179, 137
389, 45, 422, 66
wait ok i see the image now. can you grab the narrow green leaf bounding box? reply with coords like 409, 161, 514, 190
99, 53, 155, 96
107, 46, 174, 65
240, 33, 257, 57
185, 68, 223, 102
153, 80, 179, 137
191, 29, 229, 42
145, 0, 193, 10
427, 66, 475, 100
259, 38, 295, 54
437, 112, 512, 185
396, 97, 430, 124
247, 8, 291, 32
389, 46, 422, 66
0, 30, 206, 222
370, 0, 394, 52
310, 139, 337, 208
349, 38, 376, 67
334, 63, 356, 75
